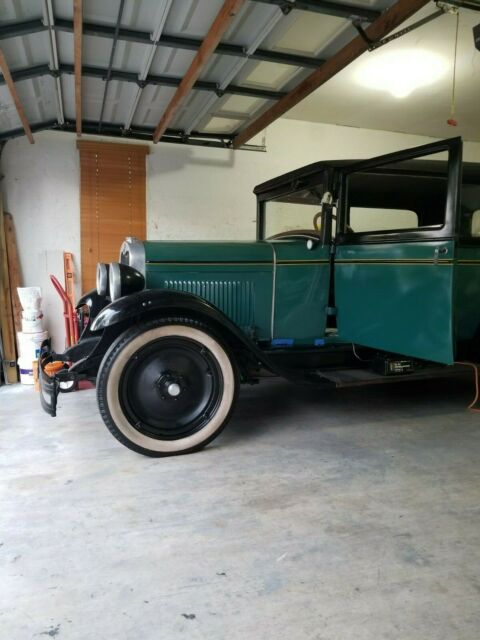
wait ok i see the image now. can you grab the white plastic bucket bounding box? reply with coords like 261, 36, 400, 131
17, 330, 48, 361
21, 308, 43, 322
17, 287, 42, 311
22, 317, 44, 333
18, 357, 34, 385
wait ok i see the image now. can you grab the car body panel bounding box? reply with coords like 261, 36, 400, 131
271, 241, 330, 345
335, 240, 455, 364
144, 241, 274, 340
143, 240, 333, 345
454, 245, 480, 344
332, 137, 463, 365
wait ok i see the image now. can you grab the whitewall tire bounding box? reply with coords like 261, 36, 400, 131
96, 319, 238, 456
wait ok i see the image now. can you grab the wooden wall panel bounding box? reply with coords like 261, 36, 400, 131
4, 212, 22, 334
0, 199, 18, 383
77, 141, 148, 292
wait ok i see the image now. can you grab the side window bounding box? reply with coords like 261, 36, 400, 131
349, 207, 418, 233
471, 211, 480, 237
461, 185, 480, 238
343, 150, 449, 236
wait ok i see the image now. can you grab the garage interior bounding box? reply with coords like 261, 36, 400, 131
1, 0, 480, 638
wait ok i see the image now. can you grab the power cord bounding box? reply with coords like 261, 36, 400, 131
352, 343, 373, 362
454, 361, 480, 412
351, 350, 479, 412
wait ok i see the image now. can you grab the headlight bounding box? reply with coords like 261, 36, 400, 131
109, 262, 145, 301
119, 237, 145, 276
96, 263, 109, 297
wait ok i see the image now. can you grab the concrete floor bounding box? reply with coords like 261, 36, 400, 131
1, 376, 480, 640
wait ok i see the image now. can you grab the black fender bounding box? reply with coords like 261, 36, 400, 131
77, 288, 110, 320
76, 288, 111, 341
90, 289, 280, 377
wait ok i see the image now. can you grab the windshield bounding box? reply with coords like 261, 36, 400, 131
262, 185, 327, 239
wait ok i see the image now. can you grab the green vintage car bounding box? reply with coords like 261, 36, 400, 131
40, 137, 480, 456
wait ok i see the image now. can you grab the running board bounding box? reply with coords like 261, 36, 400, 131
313, 364, 472, 388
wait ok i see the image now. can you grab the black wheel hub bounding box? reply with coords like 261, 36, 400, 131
155, 370, 188, 400
119, 336, 223, 440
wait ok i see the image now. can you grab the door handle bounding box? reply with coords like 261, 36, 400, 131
434, 247, 448, 264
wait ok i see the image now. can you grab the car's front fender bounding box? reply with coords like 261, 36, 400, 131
90, 289, 275, 372
91, 289, 236, 332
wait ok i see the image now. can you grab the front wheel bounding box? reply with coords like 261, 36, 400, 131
96, 320, 238, 456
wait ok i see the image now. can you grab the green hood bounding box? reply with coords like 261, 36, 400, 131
143, 240, 274, 340
144, 240, 273, 265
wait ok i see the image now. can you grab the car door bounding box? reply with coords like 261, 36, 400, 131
271, 239, 331, 346
257, 172, 333, 346
334, 137, 462, 365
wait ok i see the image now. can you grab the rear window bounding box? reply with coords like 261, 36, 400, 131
349, 207, 418, 233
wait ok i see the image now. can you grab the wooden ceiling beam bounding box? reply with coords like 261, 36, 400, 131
73, 0, 83, 137
153, 0, 246, 143
233, 0, 431, 148
0, 49, 34, 144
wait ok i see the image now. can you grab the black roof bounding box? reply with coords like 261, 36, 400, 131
254, 160, 346, 195
254, 158, 480, 196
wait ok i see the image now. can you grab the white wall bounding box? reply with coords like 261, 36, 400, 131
3, 119, 480, 351
146, 122, 480, 241
2, 134, 80, 352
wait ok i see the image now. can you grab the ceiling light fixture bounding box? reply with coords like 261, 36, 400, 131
355, 48, 448, 99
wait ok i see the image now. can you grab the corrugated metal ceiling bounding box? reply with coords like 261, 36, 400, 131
0, 0, 392, 146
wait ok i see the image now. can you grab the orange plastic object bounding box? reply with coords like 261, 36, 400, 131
63, 252, 76, 310
44, 361, 65, 377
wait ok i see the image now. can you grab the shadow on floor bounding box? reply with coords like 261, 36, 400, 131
222, 374, 477, 446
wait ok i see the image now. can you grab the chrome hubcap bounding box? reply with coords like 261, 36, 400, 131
167, 382, 181, 397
